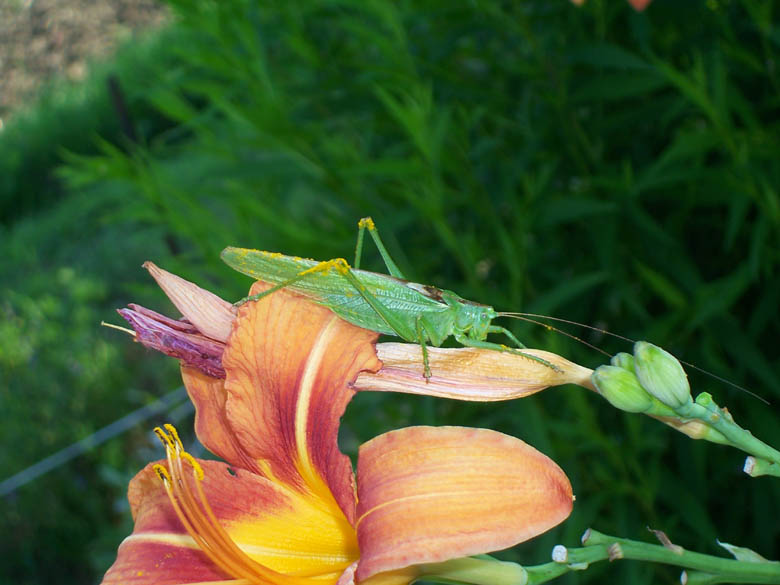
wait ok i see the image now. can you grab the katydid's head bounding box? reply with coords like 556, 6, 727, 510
457, 303, 497, 340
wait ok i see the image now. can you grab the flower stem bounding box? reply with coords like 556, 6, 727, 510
744, 457, 780, 478
541, 529, 780, 584
678, 395, 780, 468
424, 529, 779, 585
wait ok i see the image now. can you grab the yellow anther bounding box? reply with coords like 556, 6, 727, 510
153, 426, 174, 449
164, 424, 183, 450
358, 217, 376, 230
153, 464, 171, 484
181, 452, 205, 481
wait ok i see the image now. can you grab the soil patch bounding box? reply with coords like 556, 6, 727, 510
0, 0, 169, 124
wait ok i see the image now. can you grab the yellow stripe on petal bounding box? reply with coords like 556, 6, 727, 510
293, 316, 341, 491
223, 282, 380, 524
354, 426, 573, 582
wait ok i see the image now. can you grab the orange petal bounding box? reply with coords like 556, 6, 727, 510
221, 282, 382, 524
144, 261, 236, 342
354, 426, 573, 581
354, 343, 595, 399
181, 365, 260, 474
102, 459, 358, 584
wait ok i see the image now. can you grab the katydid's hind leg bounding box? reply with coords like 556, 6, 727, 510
337, 262, 420, 343
354, 219, 368, 270
356, 217, 406, 279
454, 334, 562, 373
487, 325, 528, 349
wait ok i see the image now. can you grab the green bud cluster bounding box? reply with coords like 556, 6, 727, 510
591, 342, 692, 416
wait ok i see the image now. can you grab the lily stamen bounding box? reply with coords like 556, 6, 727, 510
152, 425, 313, 585
153, 428, 258, 581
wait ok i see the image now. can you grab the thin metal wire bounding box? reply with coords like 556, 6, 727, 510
0, 386, 190, 497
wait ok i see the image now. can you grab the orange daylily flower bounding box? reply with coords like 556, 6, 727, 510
103, 279, 574, 585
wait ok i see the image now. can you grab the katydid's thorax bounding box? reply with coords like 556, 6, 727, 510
439, 289, 496, 341
403, 282, 495, 343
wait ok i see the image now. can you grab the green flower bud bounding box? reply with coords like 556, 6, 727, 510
592, 365, 654, 413
611, 352, 635, 371
633, 341, 692, 409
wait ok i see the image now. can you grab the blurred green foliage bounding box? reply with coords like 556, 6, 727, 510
1, 0, 779, 583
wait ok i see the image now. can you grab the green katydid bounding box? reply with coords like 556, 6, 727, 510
221, 217, 561, 379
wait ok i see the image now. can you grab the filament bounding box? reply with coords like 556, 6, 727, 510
152, 425, 316, 585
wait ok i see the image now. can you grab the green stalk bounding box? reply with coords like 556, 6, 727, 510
744, 457, 780, 478
548, 530, 780, 585
678, 394, 780, 467
420, 529, 780, 585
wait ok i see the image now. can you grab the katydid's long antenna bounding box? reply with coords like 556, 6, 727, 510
497, 313, 611, 357
498, 312, 768, 404
500, 312, 636, 344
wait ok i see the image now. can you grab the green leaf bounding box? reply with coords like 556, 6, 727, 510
568, 44, 651, 70
536, 197, 617, 228
572, 72, 667, 103
717, 540, 775, 563
633, 261, 688, 310
528, 272, 610, 316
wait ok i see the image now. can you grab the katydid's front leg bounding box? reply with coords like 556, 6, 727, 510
487, 325, 528, 349
415, 315, 432, 380
355, 217, 406, 278
234, 261, 333, 306
454, 334, 562, 372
